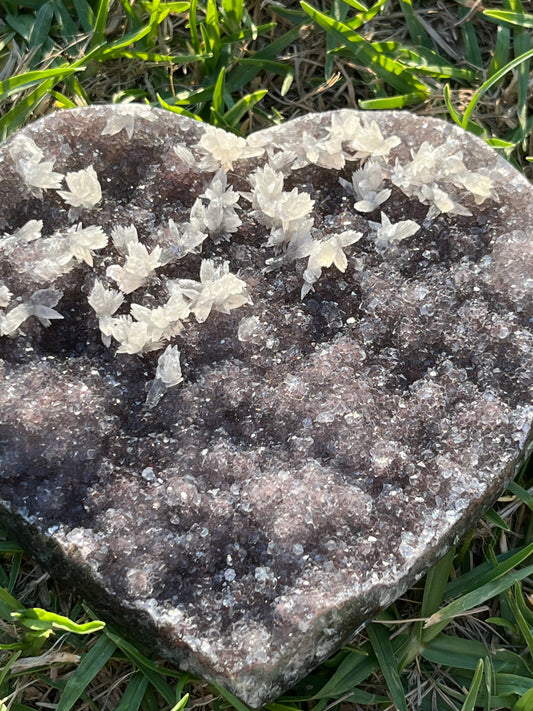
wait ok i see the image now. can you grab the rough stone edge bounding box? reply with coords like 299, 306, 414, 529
0, 443, 530, 707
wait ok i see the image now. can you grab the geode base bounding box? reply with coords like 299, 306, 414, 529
0, 106, 531, 706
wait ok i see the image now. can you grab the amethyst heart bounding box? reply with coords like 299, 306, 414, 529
0, 106, 531, 706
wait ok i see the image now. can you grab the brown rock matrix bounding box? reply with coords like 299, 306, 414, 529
0, 106, 531, 706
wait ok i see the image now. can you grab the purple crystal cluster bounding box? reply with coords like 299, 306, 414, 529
0, 106, 531, 706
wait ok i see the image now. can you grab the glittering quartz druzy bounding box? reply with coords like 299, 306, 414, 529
0, 106, 531, 706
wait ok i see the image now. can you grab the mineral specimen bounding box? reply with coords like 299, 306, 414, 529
0, 106, 531, 706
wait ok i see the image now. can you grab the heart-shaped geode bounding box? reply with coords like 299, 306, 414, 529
0, 106, 531, 706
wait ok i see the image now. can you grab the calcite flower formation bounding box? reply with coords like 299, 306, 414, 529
0, 106, 497, 407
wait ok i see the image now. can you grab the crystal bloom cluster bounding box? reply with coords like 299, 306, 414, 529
0, 107, 498, 406
0, 106, 531, 707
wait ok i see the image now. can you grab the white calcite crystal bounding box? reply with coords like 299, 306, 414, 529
100, 102, 156, 139
88, 279, 124, 347
299, 230, 363, 297
371, 211, 421, 250
340, 160, 392, 213
0, 106, 531, 708
146, 344, 184, 408
88, 279, 124, 318
0, 287, 63, 336
57, 165, 102, 210
8, 134, 63, 197
391, 139, 497, 218
194, 170, 242, 237
111, 223, 139, 255
246, 163, 315, 245
65, 223, 108, 266
0, 284, 11, 307
301, 130, 345, 170
177, 259, 252, 323
106, 241, 166, 294
167, 218, 207, 258
333, 112, 401, 159
199, 124, 248, 171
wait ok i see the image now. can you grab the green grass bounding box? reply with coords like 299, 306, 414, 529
0, 1, 532, 709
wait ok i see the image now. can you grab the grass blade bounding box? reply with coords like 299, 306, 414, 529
513, 687, 533, 711
461, 658, 484, 711
506, 582, 533, 658
358, 91, 426, 109
222, 0, 243, 30
0, 649, 22, 686
512, 579, 533, 627
72, 0, 95, 33
461, 46, 533, 129
11, 608, 105, 635
484, 655, 493, 711
420, 548, 456, 629
484, 507, 511, 531
488, 23, 511, 77
212, 66, 225, 116
0, 586, 24, 621
7, 552, 22, 594
400, 46, 476, 80
226, 25, 302, 93
222, 89, 268, 129
345, 0, 387, 31
211, 681, 251, 711
495, 673, 533, 697
510, 1, 531, 148
0, 541, 24, 554
486, 137, 517, 151
0, 79, 56, 139
188, 0, 200, 53
312, 647, 377, 699
105, 50, 209, 62
115, 0, 142, 30
482, 9, 533, 29
444, 82, 464, 126
457, 5, 483, 67
446, 543, 533, 598
424, 561, 533, 635
5, 12, 35, 41
421, 639, 484, 671
90, 8, 169, 61
203, 0, 220, 70
443, 82, 487, 136
115, 672, 149, 711
170, 693, 189, 711
104, 628, 178, 705
239, 57, 294, 76
157, 94, 203, 120
398, 0, 432, 48
28, 2, 54, 51
52, 0, 81, 40
55, 634, 116, 711
325, 0, 349, 78
422, 634, 531, 674
90, 0, 110, 50
342, 0, 368, 10
220, 23, 276, 46
301, 1, 428, 94
205, 0, 220, 43
367, 623, 408, 711
0, 66, 83, 101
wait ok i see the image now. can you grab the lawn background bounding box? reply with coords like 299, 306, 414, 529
0, 1, 532, 709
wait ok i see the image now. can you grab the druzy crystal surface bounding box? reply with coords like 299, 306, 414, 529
0, 106, 532, 706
